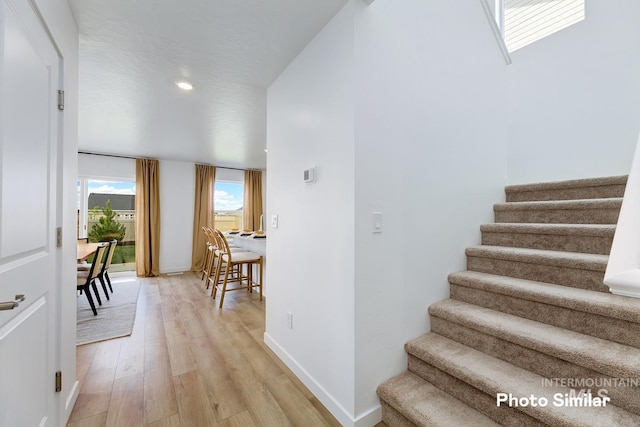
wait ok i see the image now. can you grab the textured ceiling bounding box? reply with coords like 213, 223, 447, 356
69, 0, 348, 169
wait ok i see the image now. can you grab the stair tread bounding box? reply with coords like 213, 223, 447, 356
480, 222, 616, 236
466, 245, 608, 271
448, 270, 640, 323
406, 333, 640, 426
428, 299, 640, 379
494, 198, 623, 211
505, 175, 628, 193
377, 371, 501, 427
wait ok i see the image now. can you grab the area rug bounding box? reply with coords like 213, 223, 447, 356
76, 277, 141, 345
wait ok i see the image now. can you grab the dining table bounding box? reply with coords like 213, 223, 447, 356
77, 241, 101, 263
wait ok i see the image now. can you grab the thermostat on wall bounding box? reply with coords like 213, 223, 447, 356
303, 166, 316, 183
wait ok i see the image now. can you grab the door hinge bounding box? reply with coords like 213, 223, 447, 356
57, 90, 64, 111
55, 371, 62, 392
56, 227, 62, 248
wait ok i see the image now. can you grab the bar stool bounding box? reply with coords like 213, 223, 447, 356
211, 229, 262, 308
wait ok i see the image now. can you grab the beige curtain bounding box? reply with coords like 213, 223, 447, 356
191, 164, 216, 272
135, 159, 161, 277
243, 170, 263, 231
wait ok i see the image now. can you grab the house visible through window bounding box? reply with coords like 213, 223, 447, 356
77, 179, 136, 271
214, 181, 244, 231
501, 0, 585, 52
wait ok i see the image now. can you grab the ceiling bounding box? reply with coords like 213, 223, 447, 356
69, 0, 349, 170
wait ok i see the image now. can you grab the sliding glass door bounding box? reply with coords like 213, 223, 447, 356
77, 178, 136, 271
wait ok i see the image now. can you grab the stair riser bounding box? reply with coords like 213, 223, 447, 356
430, 317, 640, 415
380, 402, 415, 427
506, 185, 626, 202
481, 231, 613, 255
407, 355, 545, 426
466, 256, 608, 292
378, 371, 505, 426
450, 284, 640, 348
494, 208, 620, 224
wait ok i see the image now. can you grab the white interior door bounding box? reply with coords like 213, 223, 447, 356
0, 0, 61, 426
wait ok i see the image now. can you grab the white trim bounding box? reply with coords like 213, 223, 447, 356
494, 0, 504, 33
78, 179, 88, 238
0, 296, 46, 339
64, 381, 80, 422
354, 404, 382, 427
480, 0, 512, 65
604, 131, 640, 299
607, 270, 640, 298
264, 332, 382, 427
263, 333, 354, 425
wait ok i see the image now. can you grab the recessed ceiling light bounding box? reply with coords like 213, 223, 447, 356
175, 81, 193, 91
264, 148, 268, 153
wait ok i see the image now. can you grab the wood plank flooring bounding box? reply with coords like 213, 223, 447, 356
67, 272, 346, 427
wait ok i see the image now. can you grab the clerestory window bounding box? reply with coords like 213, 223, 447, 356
499, 0, 585, 52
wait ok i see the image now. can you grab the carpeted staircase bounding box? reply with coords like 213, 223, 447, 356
377, 176, 640, 426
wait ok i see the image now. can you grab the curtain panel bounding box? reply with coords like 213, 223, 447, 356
243, 170, 263, 231
135, 159, 161, 277
191, 164, 216, 272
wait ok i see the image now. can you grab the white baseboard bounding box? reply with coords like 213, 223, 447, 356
64, 380, 80, 423
264, 333, 381, 427
354, 405, 382, 427
160, 267, 191, 275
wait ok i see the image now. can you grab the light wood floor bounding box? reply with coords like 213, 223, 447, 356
67, 272, 348, 427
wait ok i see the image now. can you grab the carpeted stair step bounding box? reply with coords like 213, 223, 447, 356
448, 271, 640, 348
405, 352, 545, 426
428, 300, 640, 414
480, 223, 615, 255
505, 176, 627, 202
376, 371, 501, 427
406, 333, 640, 426
493, 198, 622, 224
428, 300, 640, 380
465, 246, 609, 292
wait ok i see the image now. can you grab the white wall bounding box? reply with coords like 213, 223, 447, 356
36, 0, 79, 423
215, 167, 244, 183
266, 1, 508, 425
507, 0, 640, 184
265, 2, 357, 424
352, 0, 508, 421
78, 153, 136, 180
159, 160, 195, 273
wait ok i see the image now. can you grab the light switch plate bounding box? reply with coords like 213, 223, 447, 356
303, 167, 316, 183
271, 214, 279, 228
373, 212, 383, 233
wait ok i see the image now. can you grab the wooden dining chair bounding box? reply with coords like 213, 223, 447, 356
97, 239, 118, 296
78, 240, 116, 300
201, 226, 216, 282
77, 243, 108, 315
211, 228, 262, 308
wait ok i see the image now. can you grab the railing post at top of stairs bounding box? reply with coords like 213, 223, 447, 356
604, 130, 640, 298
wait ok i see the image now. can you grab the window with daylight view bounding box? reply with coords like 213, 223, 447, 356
214, 181, 244, 232
77, 178, 136, 271
501, 0, 585, 52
